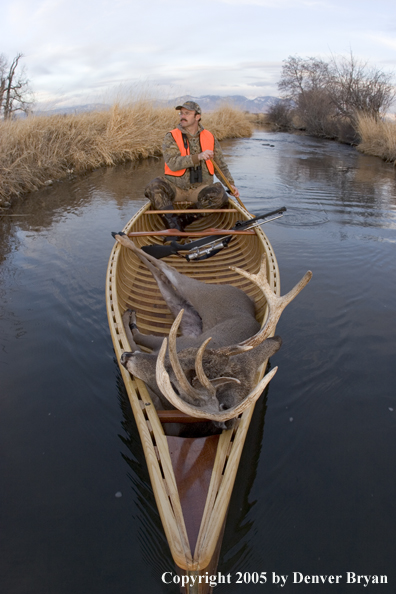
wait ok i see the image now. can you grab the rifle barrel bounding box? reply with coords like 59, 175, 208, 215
235, 206, 286, 229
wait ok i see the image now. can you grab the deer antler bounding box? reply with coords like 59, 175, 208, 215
167, 309, 204, 404
155, 259, 311, 421
156, 335, 278, 422
218, 258, 312, 356
166, 310, 224, 410
194, 337, 217, 397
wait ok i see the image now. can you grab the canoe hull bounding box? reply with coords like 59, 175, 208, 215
105, 200, 280, 591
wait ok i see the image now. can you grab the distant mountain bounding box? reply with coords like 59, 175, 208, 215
31, 96, 279, 117
167, 95, 280, 113
33, 103, 109, 116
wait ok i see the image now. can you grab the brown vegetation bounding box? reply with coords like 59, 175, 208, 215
0, 102, 253, 207
266, 101, 293, 131
245, 112, 271, 127
203, 104, 253, 138
356, 114, 396, 165
268, 53, 394, 146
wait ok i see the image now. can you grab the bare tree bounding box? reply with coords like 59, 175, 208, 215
0, 54, 8, 109
296, 88, 337, 137
266, 99, 293, 130
277, 56, 337, 136
327, 52, 395, 123
278, 53, 395, 137
278, 55, 331, 101
0, 53, 34, 119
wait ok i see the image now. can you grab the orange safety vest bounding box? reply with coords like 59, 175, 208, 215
164, 128, 215, 176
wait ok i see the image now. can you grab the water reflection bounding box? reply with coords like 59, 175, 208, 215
1, 129, 396, 594
219, 384, 270, 584
0, 157, 163, 265
117, 370, 174, 579
273, 138, 396, 226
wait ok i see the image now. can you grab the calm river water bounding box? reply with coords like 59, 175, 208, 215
1, 130, 395, 593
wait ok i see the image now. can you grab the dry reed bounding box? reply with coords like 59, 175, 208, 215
245, 112, 271, 127
356, 113, 396, 165
202, 104, 253, 138
0, 102, 253, 206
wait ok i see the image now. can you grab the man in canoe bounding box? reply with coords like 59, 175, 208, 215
144, 100, 240, 234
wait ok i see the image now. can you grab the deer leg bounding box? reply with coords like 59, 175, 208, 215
121, 310, 141, 352
138, 257, 202, 338
122, 309, 164, 352
132, 333, 164, 351
114, 234, 203, 337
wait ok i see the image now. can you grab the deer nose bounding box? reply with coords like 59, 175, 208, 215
120, 352, 134, 367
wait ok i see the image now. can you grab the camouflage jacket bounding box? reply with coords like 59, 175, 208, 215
162, 123, 235, 190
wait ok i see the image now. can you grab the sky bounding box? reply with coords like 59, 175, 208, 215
1, 0, 396, 109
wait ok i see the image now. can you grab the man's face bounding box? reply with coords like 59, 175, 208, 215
179, 108, 200, 128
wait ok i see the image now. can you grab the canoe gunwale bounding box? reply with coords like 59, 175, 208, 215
105, 199, 280, 573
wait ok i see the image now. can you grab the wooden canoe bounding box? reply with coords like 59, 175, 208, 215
105, 200, 280, 593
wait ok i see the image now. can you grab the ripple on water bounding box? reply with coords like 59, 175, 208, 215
1, 129, 396, 594
277, 207, 330, 226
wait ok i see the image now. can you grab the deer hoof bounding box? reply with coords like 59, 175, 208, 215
122, 309, 137, 329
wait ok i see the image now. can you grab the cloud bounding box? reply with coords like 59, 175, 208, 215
369, 34, 396, 52
247, 81, 275, 87
2, 0, 395, 107
217, 0, 329, 6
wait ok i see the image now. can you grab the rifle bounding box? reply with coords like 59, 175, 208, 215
141, 206, 286, 261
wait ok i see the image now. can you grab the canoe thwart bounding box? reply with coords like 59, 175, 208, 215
127, 229, 256, 237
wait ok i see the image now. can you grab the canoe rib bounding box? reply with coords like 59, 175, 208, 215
105, 199, 280, 575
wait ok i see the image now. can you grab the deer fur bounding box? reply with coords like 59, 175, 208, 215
113, 232, 312, 430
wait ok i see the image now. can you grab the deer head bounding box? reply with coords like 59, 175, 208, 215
114, 233, 312, 422
154, 259, 312, 422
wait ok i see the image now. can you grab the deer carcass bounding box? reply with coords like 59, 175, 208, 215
113, 233, 312, 425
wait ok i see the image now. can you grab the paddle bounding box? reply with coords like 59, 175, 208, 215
209, 159, 247, 211
139, 207, 286, 261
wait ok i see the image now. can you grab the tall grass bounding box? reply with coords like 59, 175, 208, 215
245, 112, 271, 127
0, 102, 253, 206
203, 104, 254, 138
356, 114, 396, 165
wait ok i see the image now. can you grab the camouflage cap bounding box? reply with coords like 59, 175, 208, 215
175, 100, 201, 114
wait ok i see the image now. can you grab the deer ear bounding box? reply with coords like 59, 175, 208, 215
210, 377, 241, 388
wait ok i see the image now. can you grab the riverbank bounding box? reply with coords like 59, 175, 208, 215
266, 107, 396, 166
0, 102, 253, 208
356, 114, 396, 164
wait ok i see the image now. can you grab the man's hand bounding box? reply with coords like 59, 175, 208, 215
230, 185, 240, 199
198, 149, 214, 161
